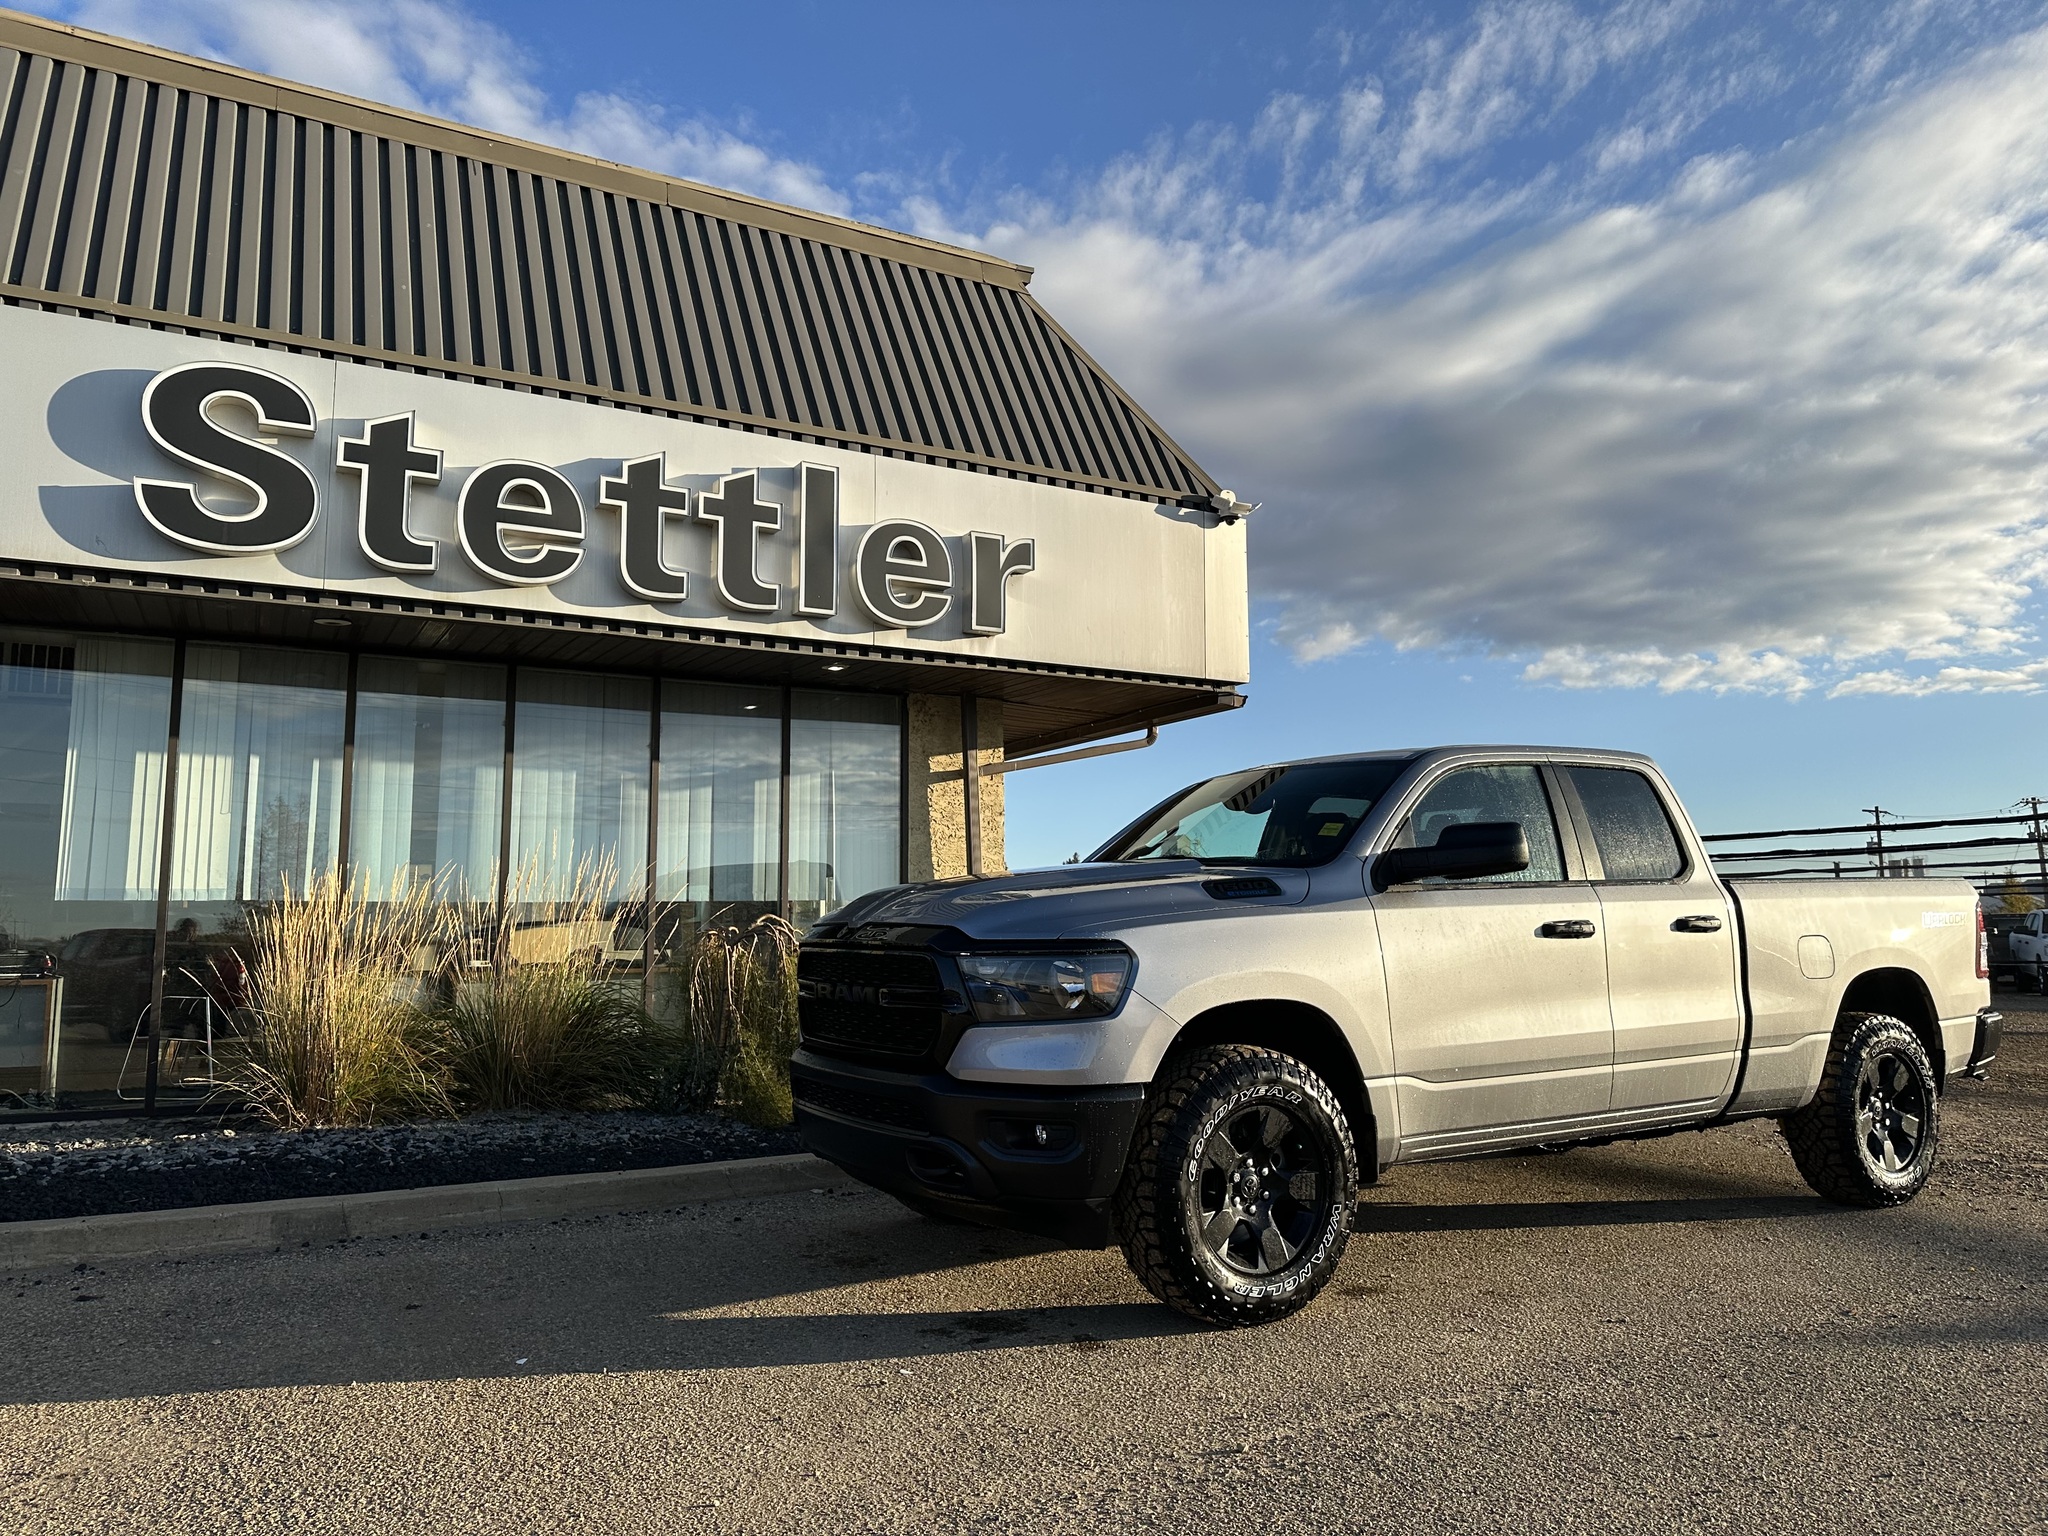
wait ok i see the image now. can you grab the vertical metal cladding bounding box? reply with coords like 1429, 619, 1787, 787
0, 43, 1213, 501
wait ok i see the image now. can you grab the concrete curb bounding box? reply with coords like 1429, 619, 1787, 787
1, 1152, 855, 1271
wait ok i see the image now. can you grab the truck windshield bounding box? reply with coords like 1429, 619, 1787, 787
1098, 758, 1415, 868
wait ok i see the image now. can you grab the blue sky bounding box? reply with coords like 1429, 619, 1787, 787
31, 0, 2048, 864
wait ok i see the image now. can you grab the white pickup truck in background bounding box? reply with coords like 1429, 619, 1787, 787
792, 746, 2002, 1326
2000, 909, 2048, 991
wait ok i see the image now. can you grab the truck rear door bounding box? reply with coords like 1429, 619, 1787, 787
1553, 764, 1742, 1113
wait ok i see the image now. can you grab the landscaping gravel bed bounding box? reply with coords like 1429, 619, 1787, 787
0, 1111, 803, 1223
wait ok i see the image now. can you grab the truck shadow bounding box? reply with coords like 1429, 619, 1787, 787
1351, 1194, 1829, 1233
0, 1198, 1203, 1405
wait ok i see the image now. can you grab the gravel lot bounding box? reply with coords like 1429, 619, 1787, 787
0, 1112, 802, 1223
1, 1010, 2041, 1536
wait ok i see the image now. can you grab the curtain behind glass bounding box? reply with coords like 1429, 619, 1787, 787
351, 658, 506, 901
511, 670, 650, 902
789, 691, 901, 911
0, 630, 172, 1108
658, 682, 780, 904
172, 646, 347, 902
53, 637, 175, 901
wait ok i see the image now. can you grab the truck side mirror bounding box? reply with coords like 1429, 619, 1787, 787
1373, 821, 1531, 891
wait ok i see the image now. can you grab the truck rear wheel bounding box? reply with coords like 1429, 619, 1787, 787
1112, 1045, 1357, 1327
1780, 1012, 1939, 1207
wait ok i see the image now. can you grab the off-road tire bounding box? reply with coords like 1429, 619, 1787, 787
1780, 1012, 1939, 1207
1113, 1045, 1358, 1328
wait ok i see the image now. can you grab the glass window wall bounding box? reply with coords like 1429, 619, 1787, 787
648, 681, 784, 1023
789, 690, 902, 926
160, 645, 348, 1101
507, 670, 650, 973
0, 630, 173, 1109
351, 658, 506, 903
0, 630, 905, 1115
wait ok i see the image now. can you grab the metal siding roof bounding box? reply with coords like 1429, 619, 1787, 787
0, 22, 1215, 502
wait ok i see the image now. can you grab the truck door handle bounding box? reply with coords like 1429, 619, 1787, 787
1672, 915, 1723, 933
1539, 919, 1597, 939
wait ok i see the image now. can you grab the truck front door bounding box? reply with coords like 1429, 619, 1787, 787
1372, 763, 1613, 1154
1556, 764, 1742, 1113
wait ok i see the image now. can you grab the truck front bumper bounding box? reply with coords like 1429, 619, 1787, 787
790, 1047, 1146, 1247
1967, 1008, 2004, 1079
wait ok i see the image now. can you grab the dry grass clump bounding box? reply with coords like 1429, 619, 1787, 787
230, 858, 804, 1128
430, 857, 678, 1113
680, 914, 799, 1127
235, 872, 448, 1127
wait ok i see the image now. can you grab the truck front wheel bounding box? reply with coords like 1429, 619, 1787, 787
1112, 1045, 1358, 1327
1780, 1012, 1940, 1207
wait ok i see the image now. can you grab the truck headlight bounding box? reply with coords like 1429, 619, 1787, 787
956, 952, 1133, 1022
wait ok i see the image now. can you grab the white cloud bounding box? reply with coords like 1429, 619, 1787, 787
45, 0, 848, 213
1387, 0, 1696, 187
983, 15, 2048, 696
1829, 660, 2048, 698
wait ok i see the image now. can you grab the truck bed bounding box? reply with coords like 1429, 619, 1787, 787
1725, 877, 1983, 1113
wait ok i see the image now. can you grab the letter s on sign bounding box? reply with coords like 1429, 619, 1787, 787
133, 361, 320, 553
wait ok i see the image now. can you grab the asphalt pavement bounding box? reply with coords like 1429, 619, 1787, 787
3, 1011, 2043, 1536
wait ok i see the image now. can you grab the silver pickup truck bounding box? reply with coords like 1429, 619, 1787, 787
792, 746, 2003, 1326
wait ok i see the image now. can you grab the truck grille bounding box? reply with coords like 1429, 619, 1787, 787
790, 1075, 930, 1134
797, 948, 947, 1060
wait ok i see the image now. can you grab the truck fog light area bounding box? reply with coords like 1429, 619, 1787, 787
957, 951, 1132, 1022
986, 1118, 1077, 1154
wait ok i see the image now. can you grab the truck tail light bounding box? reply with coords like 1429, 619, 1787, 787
1977, 906, 1990, 980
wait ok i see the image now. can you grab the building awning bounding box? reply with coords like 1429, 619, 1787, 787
0, 563, 1242, 758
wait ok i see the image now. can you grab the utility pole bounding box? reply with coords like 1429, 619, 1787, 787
1864, 806, 1888, 878
2025, 796, 2048, 907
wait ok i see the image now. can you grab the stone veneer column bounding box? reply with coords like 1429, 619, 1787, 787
906, 694, 1006, 881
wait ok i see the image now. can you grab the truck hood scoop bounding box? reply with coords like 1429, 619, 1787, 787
842, 862, 1203, 923
825, 860, 1307, 939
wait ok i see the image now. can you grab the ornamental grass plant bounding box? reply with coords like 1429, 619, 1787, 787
429, 858, 680, 1113
234, 872, 449, 1127
229, 858, 802, 1127
680, 914, 800, 1127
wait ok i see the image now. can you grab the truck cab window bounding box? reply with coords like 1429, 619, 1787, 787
1564, 766, 1685, 881
1401, 765, 1565, 883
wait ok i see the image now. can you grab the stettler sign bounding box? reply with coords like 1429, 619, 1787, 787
0, 303, 1249, 684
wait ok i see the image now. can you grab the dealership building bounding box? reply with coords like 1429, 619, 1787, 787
0, 11, 1247, 1115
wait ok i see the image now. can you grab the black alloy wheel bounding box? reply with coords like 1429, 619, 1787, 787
1782, 1012, 1941, 1207
1854, 1048, 1928, 1177
1192, 1102, 1333, 1278
1114, 1044, 1359, 1327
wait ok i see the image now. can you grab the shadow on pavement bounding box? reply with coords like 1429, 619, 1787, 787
0, 1197, 1201, 1406
1351, 1193, 1830, 1233
642, 1301, 1206, 1370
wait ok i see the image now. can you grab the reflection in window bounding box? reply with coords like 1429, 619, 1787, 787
658, 682, 781, 906
510, 669, 649, 904
1403, 765, 1566, 884
1566, 767, 1685, 882
351, 658, 506, 901
173, 646, 347, 903
161, 645, 348, 1100
789, 691, 901, 916
1100, 760, 1408, 868
0, 631, 172, 1106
